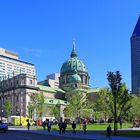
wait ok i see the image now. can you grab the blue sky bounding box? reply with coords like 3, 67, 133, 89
0, 0, 140, 90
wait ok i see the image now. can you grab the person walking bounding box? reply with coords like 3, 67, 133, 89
47, 120, 51, 132
83, 120, 87, 134
119, 117, 122, 129
62, 120, 67, 134
27, 120, 31, 131
58, 118, 63, 134
42, 121, 46, 130
106, 124, 112, 139
72, 121, 76, 134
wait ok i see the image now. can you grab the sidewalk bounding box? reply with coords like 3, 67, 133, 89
9, 127, 140, 140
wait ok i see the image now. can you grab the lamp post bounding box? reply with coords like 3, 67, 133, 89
113, 86, 117, 136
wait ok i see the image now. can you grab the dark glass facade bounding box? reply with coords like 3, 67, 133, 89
131, 16, 140, 95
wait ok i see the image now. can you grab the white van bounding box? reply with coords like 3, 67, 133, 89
42, 117, 57, 123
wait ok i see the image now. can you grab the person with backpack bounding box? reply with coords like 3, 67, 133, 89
72, 121, 76, 134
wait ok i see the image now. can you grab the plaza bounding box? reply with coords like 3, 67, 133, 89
0, 0, 140, 139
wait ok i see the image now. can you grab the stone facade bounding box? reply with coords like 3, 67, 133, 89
0, 74, 38, 117
0, 44, 98, 119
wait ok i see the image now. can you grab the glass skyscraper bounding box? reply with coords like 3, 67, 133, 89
131, 16, 140, 95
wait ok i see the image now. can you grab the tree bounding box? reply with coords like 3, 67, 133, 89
36, 92, 45, 118
107, 71, 132, 135
82, 109, 93, 118
5, 98, 12, 118
64, 90, 87, 120
50, 104, 60, 118
96, 87, 113, 121
107, 71, 122, 136
27, 104, 34, 119
129, 96, 140, 120
28, 92, 45, 120
116, 83, 132, 121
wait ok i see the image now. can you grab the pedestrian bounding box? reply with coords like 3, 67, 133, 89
83, 120, 87, 134
27, 120, 31, 131
42, 121, 46, 130
58, 118, 63, 134
106, 124, 111, 139
62, 120, 67, 134
47, 120, 51, 132
119, 117, 122, 129
72, 121, 76, 134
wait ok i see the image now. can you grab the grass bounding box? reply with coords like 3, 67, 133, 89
117, 130, 140, 137
32, 122, 133, 131
31, 123, 140, 137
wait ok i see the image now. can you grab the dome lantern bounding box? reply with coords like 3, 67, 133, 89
70, 40, 78, 58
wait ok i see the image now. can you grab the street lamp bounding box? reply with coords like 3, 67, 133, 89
113, 85, 118, 136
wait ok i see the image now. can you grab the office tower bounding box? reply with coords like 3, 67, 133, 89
131, 16, 140, 95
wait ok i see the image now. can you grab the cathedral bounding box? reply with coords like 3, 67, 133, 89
38, 42, 98, 117
60, 43, 90, 91
0, 43, 98, 119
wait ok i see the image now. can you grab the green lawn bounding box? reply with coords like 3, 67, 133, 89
86, 123, 132, 130
117, 131, 140, 137
32, 122, 133, 131
31, 123, 140, 137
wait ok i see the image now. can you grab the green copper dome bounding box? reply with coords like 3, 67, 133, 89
69, 74, 81, 83
60, 45, 88, 74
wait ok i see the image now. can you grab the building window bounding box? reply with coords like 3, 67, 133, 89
21, 79, 25, 85
49, 100, 53, 103
16, 96, 18, 102
30, 79, 33, 85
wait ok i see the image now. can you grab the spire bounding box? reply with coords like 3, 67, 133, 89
70, 40, 78, 58
132, 15, 140, 37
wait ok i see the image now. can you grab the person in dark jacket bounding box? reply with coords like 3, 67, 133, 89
42, 121, 46, 130
47, 120, 51, 132
27, 120, 31, 131
106, 124, 111, 138
58, 118, 63, 134
62, 120, 67, 134
72, 121, 76, 134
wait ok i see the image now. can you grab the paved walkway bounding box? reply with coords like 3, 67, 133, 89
9, 127, 140, 140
